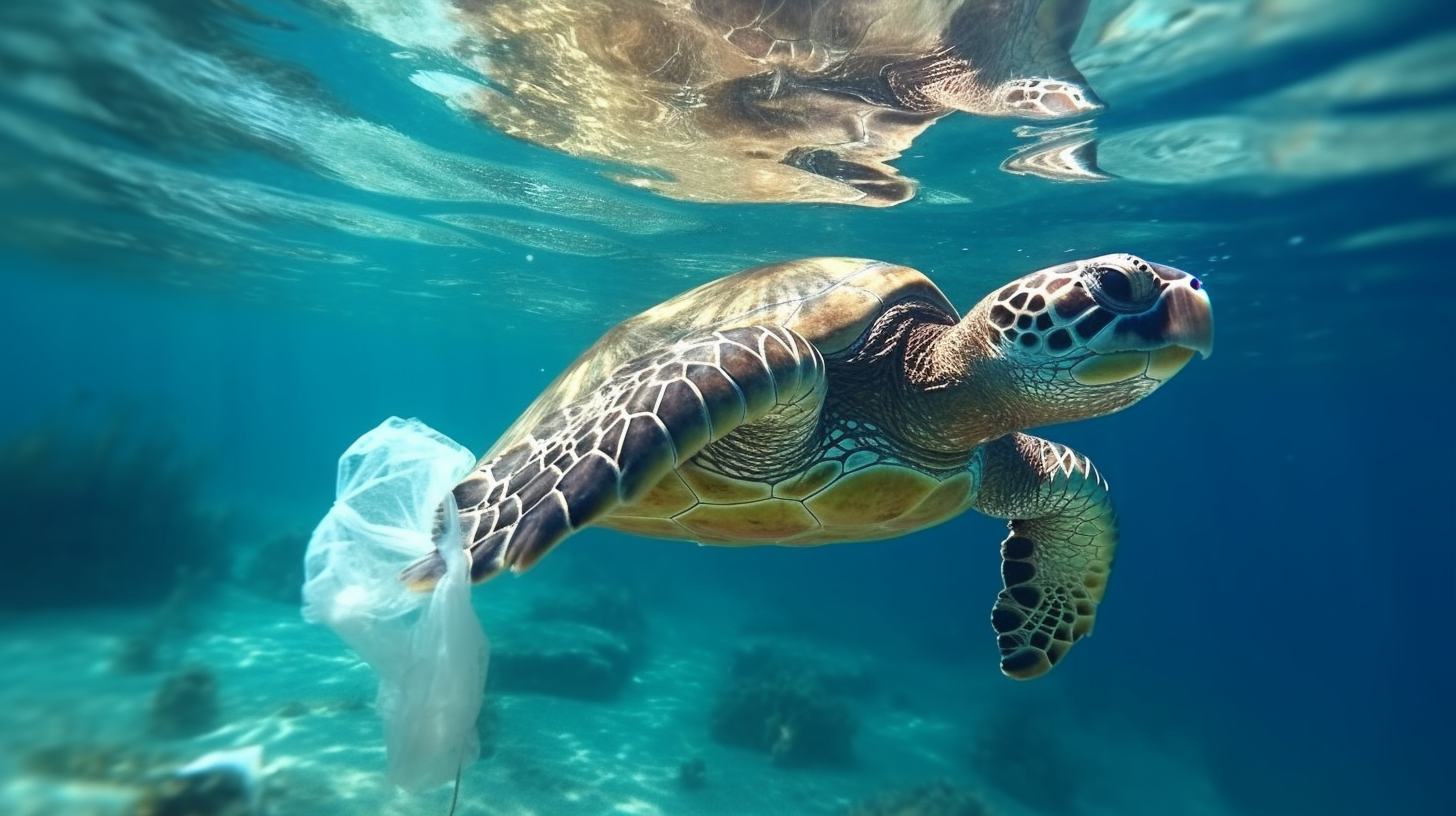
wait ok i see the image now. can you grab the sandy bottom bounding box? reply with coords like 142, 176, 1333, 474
0, 580, 1234, 816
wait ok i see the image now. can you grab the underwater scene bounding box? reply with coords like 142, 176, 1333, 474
2, 1, 1453, 815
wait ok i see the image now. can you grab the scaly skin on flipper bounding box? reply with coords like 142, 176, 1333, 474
400, 325, 825, 587
403, 253, 1212, 680
975, 433, 1117, 679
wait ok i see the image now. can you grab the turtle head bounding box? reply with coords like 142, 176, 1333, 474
954, 253, 1213, 433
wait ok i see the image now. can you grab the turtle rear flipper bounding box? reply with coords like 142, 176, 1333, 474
400, 324, 825, 589
885, 0, 1102, 118
974, 433, 1118, 679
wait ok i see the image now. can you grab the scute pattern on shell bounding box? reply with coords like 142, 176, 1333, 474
484, 258, 955, 460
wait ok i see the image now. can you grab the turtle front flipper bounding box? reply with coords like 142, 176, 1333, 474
401, 325, 825, 589
973, 432, 1118, 679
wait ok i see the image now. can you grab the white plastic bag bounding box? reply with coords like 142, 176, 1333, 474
301, 416, 487, 792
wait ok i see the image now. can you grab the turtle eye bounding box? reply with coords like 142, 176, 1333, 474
1086, 266, 1155, 313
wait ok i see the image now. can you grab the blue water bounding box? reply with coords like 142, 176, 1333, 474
2, 2, 1454, 815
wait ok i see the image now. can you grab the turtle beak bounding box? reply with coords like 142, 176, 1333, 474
1164, 280, 1214, 359
1084, 271, 1214, 362
1078, 271, 1213, 385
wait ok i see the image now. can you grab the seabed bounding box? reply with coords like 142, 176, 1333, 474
0, 572, 1232, 816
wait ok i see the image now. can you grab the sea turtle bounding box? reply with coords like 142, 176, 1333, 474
404, 253, 1212, 678
389, 0, 1103, 205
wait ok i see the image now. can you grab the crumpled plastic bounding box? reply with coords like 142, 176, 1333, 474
301, 416, 487, 792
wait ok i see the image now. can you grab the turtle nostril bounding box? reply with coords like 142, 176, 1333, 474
1189, 277, 1202, 291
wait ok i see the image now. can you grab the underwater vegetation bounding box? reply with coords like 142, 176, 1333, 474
709, 640, 864, 767
0, 405, 231, 609
846, 781, 996, 816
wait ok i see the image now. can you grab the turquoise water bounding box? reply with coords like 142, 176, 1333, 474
2, 1, 1453, 815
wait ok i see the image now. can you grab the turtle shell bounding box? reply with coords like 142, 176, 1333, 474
485, 257, 973, 546
488, 257, 954, 458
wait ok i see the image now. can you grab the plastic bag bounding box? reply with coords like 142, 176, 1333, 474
301, 416, 487, 792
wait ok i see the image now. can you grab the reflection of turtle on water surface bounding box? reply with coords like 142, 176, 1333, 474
405, 254, 1212, 678
417, 0, 1103, 205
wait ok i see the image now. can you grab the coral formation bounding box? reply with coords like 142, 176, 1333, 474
0, 407, 231, 609
527, 583, 649, 660
730, 639, 877, 699
150, 664, 220, 738
846, 781, 996, 816
709, 640, 860, 767
131, 767, 254, 816
485, 583, 652, 700
488, 621, 633, 700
